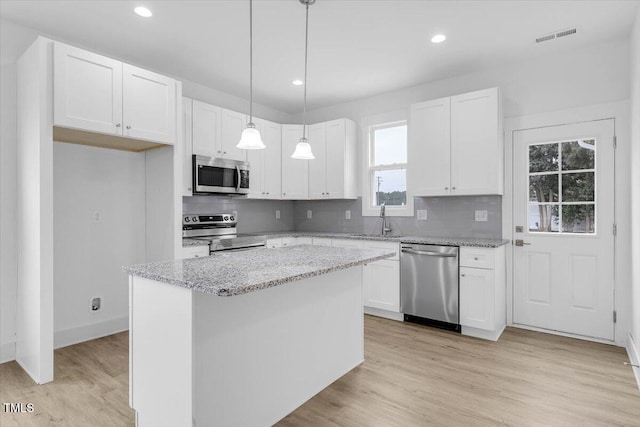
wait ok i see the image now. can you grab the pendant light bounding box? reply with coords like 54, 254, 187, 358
237, 0, 265, 149
291, 0, 315, 160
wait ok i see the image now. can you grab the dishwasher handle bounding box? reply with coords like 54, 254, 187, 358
401, 248, 457, 257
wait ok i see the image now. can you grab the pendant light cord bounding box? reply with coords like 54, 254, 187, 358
249, 0, 254, 124
302, 2, 309, 139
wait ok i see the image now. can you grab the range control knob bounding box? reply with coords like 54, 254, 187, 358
184, 217, 190, 222
224, 216, 229, 221
230, 216, 235, 221
192, 216, 198, 222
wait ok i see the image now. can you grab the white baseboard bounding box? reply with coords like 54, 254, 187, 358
0, 341, 16, 364
462, 324, 505, 342
626, 333, 640, 391
511, 323, 617, 346
54, 316, 129, 349
364, 307, 404, 321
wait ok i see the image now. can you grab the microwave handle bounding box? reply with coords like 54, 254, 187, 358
236, 165, 241, 192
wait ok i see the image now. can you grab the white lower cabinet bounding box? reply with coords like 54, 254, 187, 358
363, 259, 400, 312
266, 237, 313, 249
459, 245, 506, 341
331, 239, 401, 320
182, 245, 209, 259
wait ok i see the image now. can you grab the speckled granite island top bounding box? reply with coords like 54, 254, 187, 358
124, 245, 394, 296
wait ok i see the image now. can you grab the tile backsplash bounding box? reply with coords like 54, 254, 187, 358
183, 196, 295, 233
184, 195, 502, 239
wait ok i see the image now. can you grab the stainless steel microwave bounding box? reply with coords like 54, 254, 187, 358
193, 155, 250, 195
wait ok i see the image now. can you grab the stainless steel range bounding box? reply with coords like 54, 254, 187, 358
182, 214, 266, 253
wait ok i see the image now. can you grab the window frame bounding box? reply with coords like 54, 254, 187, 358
361, 111, 413, 217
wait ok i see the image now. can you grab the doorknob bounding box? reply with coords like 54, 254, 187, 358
515, 239, 531, 247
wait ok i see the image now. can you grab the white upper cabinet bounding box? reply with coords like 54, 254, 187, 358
307, 118, 357, 200
408, 87, 503, 197
450, 88, 502, 195
182, 97, 193, 197
192, 100, 221, 158
308, 123, 327, 199
220, 109, 247, 162
54, 42, 123, 136
192, 105, 246, 161
122, 64, 176, 144
53, 42, 177, 145
407, 97, 451, 197
281, 125, 308, 200
247, 118, 281, 199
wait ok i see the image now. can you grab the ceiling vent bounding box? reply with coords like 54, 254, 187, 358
536, 28, 577, 43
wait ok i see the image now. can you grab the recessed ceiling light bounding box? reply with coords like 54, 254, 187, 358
134, 6, 153, 18
431, 34, 446, 43
292, 80, 304, 86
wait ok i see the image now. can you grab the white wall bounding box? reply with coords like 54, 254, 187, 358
0, 63, 18, 363
629, 6, 640, 369
52, 142, 146, 348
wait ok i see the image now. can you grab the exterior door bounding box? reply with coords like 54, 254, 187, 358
512, 119, 615, 341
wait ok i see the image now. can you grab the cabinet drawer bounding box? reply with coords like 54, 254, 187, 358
312, 238, 332, 246
460, 247, 495, 270
331, 239, 364, 249
266, 238, 282, 249
364, 241, 399, 261
182, 245, 209, 259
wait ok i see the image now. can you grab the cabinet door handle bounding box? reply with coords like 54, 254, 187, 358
461, 273, 466, 277
445, 187, 449, 190
116, 123, 121, 128
474, 257, 479, 260
452, 187, 456, 190
223, 151, 227, 154
187, 187, 192, 191
126, 125, 131, 129
218, 150, 222, 154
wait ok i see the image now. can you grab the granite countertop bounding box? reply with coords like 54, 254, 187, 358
182, 238, 210, 248
125, 245, 394, 296
248, 231, 509, 248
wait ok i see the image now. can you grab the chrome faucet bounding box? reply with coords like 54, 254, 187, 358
380, 203, 392, 236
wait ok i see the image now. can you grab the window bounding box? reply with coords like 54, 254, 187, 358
528, 138, 596, 234
369, 122, 407, 208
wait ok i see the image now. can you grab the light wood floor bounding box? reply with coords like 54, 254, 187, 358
1, 316, 639, 426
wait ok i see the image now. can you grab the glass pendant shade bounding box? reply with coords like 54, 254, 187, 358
291, 137, 315, 159
237, 123, 265, 149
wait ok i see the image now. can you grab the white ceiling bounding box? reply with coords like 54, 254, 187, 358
1, 1, 637, 114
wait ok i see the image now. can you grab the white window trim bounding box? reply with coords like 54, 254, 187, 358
361, 110, 414, 217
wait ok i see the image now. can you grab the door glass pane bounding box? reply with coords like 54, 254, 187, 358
373, 125, 407, 165
529, 175, 559, 202
562, 204, 595, 233
372, 169, 406, 206
562, 172, 594, 202
561, 139, 595, 171
529, 143, 559, 172
528, 204, 559, 232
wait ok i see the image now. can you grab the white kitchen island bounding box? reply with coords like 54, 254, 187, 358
124, 245, 394, 427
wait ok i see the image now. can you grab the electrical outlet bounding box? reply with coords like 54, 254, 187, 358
417, 210, 428, 221
275, 210, 281, 219
232, 210, 238, 219
307, 210, 313, 219
92, 210, 102, 223
90, 297, 101, 312
345, 210, 351, 220
475, 210, 488, 222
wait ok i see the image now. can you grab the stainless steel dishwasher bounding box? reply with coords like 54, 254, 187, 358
400, 244, 460, 331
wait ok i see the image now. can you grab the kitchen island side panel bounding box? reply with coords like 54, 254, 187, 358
193, 266, 364, 427
130, 276, 193, 427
